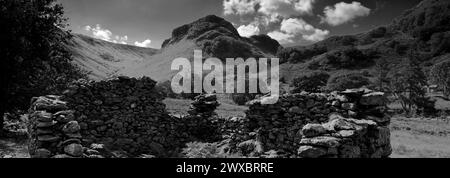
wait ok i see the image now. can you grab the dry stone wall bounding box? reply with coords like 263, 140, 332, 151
243, 88, 392, 158
27, 77, 222, 158
27, 75, 391, 158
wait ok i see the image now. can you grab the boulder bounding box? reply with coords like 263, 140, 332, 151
360, 92, 386, 106
297, 146, 328, 158
300, 136, 341, 148
301, 124, 327, 138
62, 121, 81, 134
34, 148, 52, 158
64, 143, 83, 157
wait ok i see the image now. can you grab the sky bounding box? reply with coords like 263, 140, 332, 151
59, 0, 422, 49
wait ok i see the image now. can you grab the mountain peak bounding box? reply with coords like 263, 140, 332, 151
162, 15, 239, 48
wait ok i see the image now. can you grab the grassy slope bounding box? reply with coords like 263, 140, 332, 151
67, 34, 159, 80
122, 40, 199, 82
390, 116, 450, 158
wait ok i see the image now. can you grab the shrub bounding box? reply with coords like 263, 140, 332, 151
369, 27, 387, 38
291, 72, 330, 93
324, 47, 372, 69
99, 53, 118, 62
231, 93, 257, 105
277, 46, 327, 64
430, 60, 450, 99
156, 80, 178, 98
327, 73, 371, 91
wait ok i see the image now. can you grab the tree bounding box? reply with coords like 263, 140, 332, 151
374, 58, 391, 92
388, 55, 428, 114
326, 73, 371, 91
325, 47, 372, 69
291, 72, 330, 93
430, 60, 450, 99
0, 0, 85, 134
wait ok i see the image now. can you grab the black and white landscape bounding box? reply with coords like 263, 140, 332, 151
1, 0, 450, 158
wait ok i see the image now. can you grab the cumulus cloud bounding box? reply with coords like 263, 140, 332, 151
321, 1, 371, 26
302, 29, 329, 42
224, 0, 316, 23
84, 24, 128, 44
258, 0, 315, 22
267, 31, 294, 44
223, 0, 328, 44
294, 0, 316, 14
223, 0, 257, 15
134, 39, 152, 48
274, 18, 329, 43
237, 24, 260, 37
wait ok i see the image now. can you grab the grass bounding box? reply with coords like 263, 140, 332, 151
163, 97, 248, 118
390, 116, 450, 158
0, 138, 29, 158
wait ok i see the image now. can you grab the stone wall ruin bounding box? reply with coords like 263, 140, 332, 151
26, 77, 391, 158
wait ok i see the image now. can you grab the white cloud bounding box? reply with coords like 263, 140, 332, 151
278, 18, 329, 42
321, 1, 371, 26
258, 0, 315, 22
302, 29, 329, 42
223, 0, 257, 15
267, 31, 294, 44
224, 0, 316, 23
84, 24, 128, 44
294, 0, 316, 14
237, 24, 260, 37
134, 39, 152, 48
280, 18, 314, 34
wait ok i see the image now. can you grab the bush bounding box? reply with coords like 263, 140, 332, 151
430, 60, 450, 98
156, 81, 178, 98
277, 46, 327, 64
324, 47, 372, 69
231, 93, 257, 106
429, 31, 450, 56
369, 27, 387, 38
327, 73, 371, 91
291, 72, 330, 93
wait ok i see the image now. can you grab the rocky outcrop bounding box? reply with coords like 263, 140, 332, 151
162, 15, 239, 48
161, 15, 280, 59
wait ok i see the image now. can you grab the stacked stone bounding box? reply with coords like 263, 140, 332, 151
28, 96, 85, 158
243, 88, 391, 157
182, 94, 222, 142
188, 94, 220, 118
298, 114, 391, 158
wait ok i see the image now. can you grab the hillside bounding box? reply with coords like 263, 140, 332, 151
68, 15, 280, 82
279, 0, 450, 83
66, 34, 159, 81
